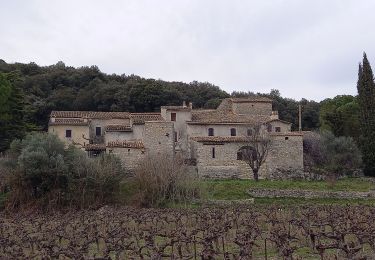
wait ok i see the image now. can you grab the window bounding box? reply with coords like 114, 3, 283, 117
230, 128, 237, 136
96, 126, 102, 136
65, 129, 72, 138
275, 127, 281, 132
267, 124, 272, 132
247, 129, 253, 136
285, 137, 289, 140
171, 112, 176, 121
212, 147, 215, 158
174, 131, 178, 142
208, 128, 214, 136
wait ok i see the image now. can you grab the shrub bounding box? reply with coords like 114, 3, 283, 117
133, 153, 201, 207
304, 131, 362, 179
3, 132, 124, 210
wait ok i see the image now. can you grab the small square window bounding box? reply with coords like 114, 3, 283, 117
275, 127, 281, 132
230, 128, 236, 136
66, 130, 72, 138
96, 127, 102, 136
285, 137, 289, 140
208, 128, 214, 136
171, 113, 176, 121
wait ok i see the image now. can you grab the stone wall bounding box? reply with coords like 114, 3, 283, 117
193, 142, 267, 179
266, 135, 304, 179
188, 124, 253, 138
248, 188, 375, 199
232, 101, 272, 115
109, 147, 145, 173
192, 134, 304, 180
144, 121, 175, 157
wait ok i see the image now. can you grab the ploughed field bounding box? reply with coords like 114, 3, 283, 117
2, 205, 375, 259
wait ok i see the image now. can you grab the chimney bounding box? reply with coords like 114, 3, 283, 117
51, 116, 56, 123
188, 102, 193, 109
270, 111, 279, 120
182, 101, 187, 108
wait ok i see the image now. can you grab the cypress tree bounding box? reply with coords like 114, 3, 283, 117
357, 53, 375, 176
0, 73, 26, 152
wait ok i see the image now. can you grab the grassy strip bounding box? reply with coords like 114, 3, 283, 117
203, 178, 375, 200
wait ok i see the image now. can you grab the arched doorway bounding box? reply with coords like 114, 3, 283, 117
237, 146, 257, 161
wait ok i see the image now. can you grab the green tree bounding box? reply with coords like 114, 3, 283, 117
319, 95, 360, 140
356, 53, 375, 176
0, 73, 26, 152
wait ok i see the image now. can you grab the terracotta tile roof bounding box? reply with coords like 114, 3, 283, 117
105, 124, 132, 132
107, 140, 145, 149
230, 97, 273, 103
269, 132, 303, 136
84, 144, 106, 151
130, 113, 164, 124
51, 111, 131, 119
49, 118, 88, 126
190, 136, 249, 143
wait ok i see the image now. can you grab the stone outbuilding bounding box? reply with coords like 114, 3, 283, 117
48, 97, 304, 179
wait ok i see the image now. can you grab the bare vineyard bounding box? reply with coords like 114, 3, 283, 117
1, 205, 375, 259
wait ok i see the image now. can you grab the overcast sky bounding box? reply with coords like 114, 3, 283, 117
1, 0, 375, 101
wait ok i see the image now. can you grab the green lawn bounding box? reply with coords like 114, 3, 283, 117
118, 177, 375, 207
202, 178, 375, 201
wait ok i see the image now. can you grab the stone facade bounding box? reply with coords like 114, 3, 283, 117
48, 97, 304, 179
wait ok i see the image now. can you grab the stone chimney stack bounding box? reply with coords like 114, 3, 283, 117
270, 111, 279, 120
188, 102, 193, 109
182, 101, 187, 108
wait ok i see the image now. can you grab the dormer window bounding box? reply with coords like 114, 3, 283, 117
171, 112, 176, 121
208, 128, 214, 136
230, 128, 237, 136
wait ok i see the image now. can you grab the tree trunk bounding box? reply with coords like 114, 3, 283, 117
253, 168, 259, 181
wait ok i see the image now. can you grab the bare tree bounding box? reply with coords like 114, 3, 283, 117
238, 124, 271, 181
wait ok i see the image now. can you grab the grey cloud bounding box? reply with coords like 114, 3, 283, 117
1, 0, 374, 101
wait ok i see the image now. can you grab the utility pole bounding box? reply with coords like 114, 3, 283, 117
298, 104, 302, 132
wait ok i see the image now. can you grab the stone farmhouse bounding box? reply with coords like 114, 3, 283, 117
48, 97, 303, 179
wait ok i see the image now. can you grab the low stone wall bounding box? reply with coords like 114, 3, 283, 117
248, 188, 375, 199
202, 199, 255, 207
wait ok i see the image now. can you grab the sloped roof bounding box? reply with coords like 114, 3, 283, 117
130, 113, 164, 124
107, 140, 145, 149
230, 97, 273, 103
49, 118, 88, 126
51, 111, 131, 119
105, 124, 132, 132
191, 136, 249, 143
